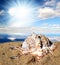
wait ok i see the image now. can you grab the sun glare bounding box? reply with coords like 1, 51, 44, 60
8, 4, 37, 27
8, 6, 30, 19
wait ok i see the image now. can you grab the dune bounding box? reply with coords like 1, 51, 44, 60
0, 42, 60, 65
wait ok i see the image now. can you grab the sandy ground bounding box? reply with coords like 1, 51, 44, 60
0, 41, 60, 65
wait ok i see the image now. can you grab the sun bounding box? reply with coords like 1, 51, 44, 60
8, 4, 37, 27
8, 6, 30, 19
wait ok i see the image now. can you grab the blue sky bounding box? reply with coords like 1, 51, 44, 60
0, 0, 60, 34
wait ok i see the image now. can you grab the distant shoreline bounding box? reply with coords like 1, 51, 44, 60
0, 38, 25, 43
0, 33, 60, 43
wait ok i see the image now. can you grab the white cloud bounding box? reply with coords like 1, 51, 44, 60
0, 10, 5, 15
45, 0, 56, 6
41, 23, 60, 29
38, 7, 55, 19
30, 24, 60, 34
0, 24, 60, 34
55, 2, 60, 16
38, 2, 60, 19
56, 2, 60, 9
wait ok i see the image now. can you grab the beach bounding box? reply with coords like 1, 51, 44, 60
0, 41, 60, 65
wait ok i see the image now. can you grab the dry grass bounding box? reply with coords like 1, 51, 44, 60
0, 42, 60, 65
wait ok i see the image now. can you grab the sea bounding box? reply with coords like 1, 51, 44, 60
0, 34, 26, 43
0, 33, 60, 43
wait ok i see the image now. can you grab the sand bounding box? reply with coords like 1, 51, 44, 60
0, 41, 60, 65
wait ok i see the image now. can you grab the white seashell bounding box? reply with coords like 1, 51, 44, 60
31, 50, 43, 56
22, 42, 29, 50
49, 44, 56, 50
